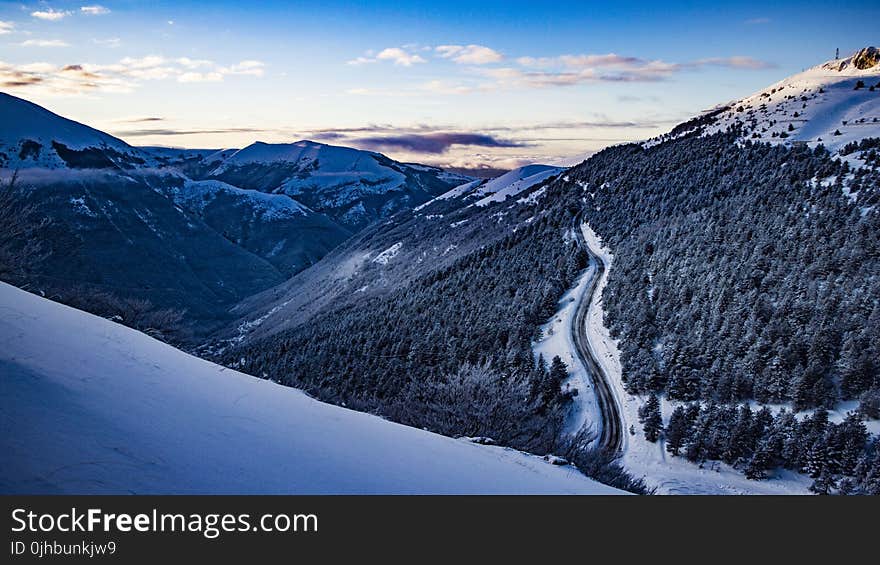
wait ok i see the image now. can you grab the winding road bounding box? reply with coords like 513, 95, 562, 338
570, 216, 623, 453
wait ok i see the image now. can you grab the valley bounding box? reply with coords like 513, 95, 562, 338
2, 47, 879, 495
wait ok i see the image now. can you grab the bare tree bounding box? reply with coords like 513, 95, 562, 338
0, 170, 49, 279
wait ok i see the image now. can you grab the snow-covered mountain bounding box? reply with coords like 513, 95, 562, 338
649, 46, 880, 159
0, 93, 473, 327
178, 140, 474, 229
0, 282, 618, 494
224, 161, 566, 343
415, 164, 564, 211
0, 92, 154, 170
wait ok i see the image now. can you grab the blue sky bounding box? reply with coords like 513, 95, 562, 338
1, 1, 877, 169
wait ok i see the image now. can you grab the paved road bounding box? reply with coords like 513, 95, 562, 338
570, 216, 623, 453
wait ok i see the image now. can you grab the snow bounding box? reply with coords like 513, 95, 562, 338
472, 165, 564, 207
0, 92, 151, 169
371, 242, 403, 265
175, 179, 311, 219
700, 49, 880, 155
413, 165, 564, 212
578, 224, 810, 494
211, 140, 408, 197
413, 179, 484, 211
517, 186, 547, 206
0, 282, 619, 494
532, 252, 601, 436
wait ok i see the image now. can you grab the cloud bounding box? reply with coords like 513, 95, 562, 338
419, 80, 474, 95
348, 47, 426, 66
119, 116, 164, 123
81, 5, 110, 15
20, 39, 69, 47
92, 37, 121, 48
436, 44, 503, 64
0, 56, 266, 95
690, 56, 776, 70
176, 57, 213, 69
113, 127, 264, 137
475, 51, 776, 89
0, 21, 14, 35
353, 132, 524, 154
31, 9, 71, 21
517, 53, 642, 69
745, 17, 771, 24
221, 60, 265, 76
178, 71, 223, 83
377, 48, 426, 66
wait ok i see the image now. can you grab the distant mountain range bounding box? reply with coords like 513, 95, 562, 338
0, 92, 472, 331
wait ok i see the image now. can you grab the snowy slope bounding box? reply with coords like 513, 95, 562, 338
472, 165, 565, 207
700, 47, 879, 154
201, 140, 472, 229
413, 164, 564, 212
175, 179, 312, 219
0, 92, 152, 169
0, 283, 619, 494
212, 140, 407, 195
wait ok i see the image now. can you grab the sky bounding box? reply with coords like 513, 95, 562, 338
1, 1, 878, 171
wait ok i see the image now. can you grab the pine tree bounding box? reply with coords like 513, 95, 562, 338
639, 393, 663, 443
665, 405, 689, 456
745, 438, 774, 480
809, 469, 835, 495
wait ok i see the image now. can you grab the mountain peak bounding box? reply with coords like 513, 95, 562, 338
822, 46, 880, 72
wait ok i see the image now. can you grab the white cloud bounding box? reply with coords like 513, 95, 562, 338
346, 56, 376, 66
20, 39, 69, 47
436, 45, 503, 65
178, 71, 223, 83
119, 55, 167, 69
348, 47, 426, 66
0, 21, 14, 35
745, 17, 771, 24
419, 80, 473, 95
81, 5, 110, 15
177, 57, 214, 69
92, 37, 121, 48
31, 9, 71, 21
0, 55, 265, 95
377, 47, 426, 66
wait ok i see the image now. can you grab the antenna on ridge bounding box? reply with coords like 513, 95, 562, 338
835, 47, 839, 59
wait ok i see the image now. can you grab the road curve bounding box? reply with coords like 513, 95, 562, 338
569, 215, 623, 453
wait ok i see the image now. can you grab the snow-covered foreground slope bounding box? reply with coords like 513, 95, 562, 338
0, 283, 619, 494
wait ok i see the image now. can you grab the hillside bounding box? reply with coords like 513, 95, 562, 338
0, 282, 618, 494
149, 140, 473, 230
220, 50, 880, 494
0, 93, 468, 333
649, 47, 880, 161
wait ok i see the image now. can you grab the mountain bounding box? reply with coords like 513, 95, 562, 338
223, 163, 565, 344
146, 140, 474, 230
219, 50, 880, 494
414, 164, 565, 211
0, 282, 619, 494
0, 92, 154, 170
650, 46, 880, 157
0, 93, 469, 333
